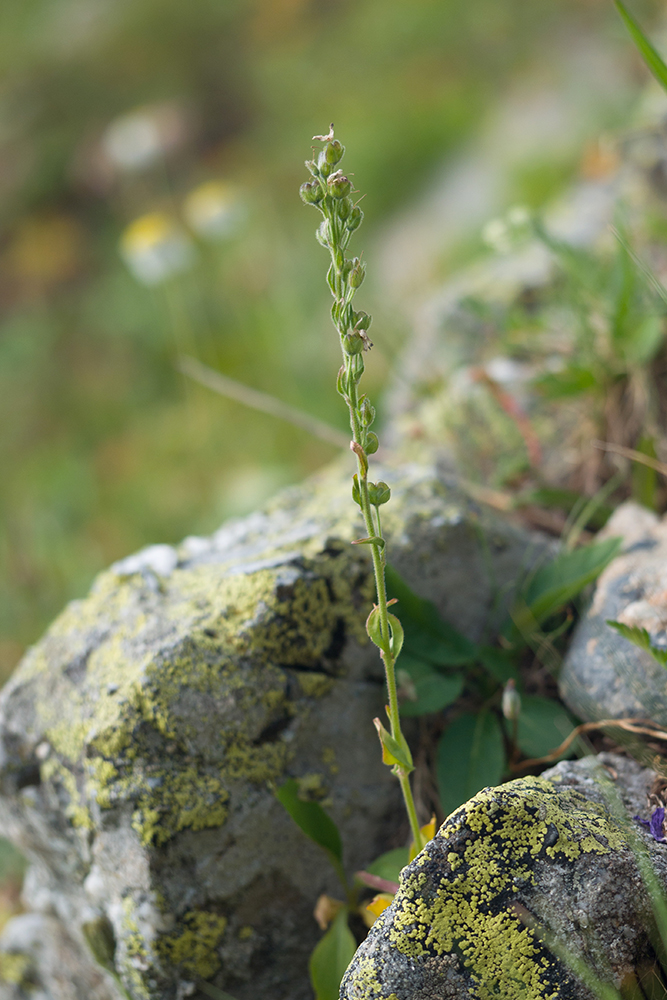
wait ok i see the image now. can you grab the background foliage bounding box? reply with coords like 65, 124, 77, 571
0, 0, 659, 682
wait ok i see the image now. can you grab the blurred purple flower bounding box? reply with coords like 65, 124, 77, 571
635, 806, 667, 842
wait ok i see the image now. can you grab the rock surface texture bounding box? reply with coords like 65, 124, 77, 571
341, 753, 667, 1000
559, 501, 667, 727
0, 462, 545, 1000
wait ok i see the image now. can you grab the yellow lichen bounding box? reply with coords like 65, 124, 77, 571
0, 952, 32, 986
364, 777, 628, 1000
40, 757, 92, 829
296, 672, 334, 698
157, 910, 228, 979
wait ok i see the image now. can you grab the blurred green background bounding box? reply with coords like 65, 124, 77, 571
0, 0, 660, 690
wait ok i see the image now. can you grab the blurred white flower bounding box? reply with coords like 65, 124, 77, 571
102, 103, 188, 171
482, 217, 511, 254
482, 204, 532, 254
183, 181, 245, 240
120, 213, 194, 285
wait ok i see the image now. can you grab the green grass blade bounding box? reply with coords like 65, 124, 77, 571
615, 0, 667, 93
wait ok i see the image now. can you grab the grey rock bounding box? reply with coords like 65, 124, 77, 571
0, 461, 547, 1000
0, 911, 118, 1000
341, 753, 667, 1000
559, 501, 667, 726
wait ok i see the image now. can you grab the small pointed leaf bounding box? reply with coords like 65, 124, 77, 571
373, 718, 413, 771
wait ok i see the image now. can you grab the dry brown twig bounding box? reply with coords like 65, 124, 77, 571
511, 717, 667, 774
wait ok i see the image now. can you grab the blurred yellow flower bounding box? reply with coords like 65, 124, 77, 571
183, 181, 245, 240
120, 212, 194, 285
362, 893, 393, 928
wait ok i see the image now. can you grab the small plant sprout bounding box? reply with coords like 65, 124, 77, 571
301, 126, 424, 852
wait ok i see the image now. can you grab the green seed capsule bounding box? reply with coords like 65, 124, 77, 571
365, 433, 379, 456
317, 152, 332, 177
347, 206, 363, 232
353, 310, 372, 331
324, 139, 344, 165
337, 196, 353, 221
368, 480, 390, 505
348, 258, 366, 288
300, 181, 322, 205
327, 170, 352, 199
360, 397, 375, 427
343, 331, 365, 355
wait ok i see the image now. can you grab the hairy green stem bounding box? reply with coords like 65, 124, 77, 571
302, 126, 425, 853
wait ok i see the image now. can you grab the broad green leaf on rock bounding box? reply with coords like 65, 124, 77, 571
436, 710, 505, 818
478, 645, 519, 686
275, 779, 343, 862
607, 620, 667, 668
511, 537, 622, 635
385, 565, 477, 666
365, 847, 409, 885
309, 907, 356, 1000
615, 0, 667, 94
398, 657, 464, 717
516, 695, 576, 759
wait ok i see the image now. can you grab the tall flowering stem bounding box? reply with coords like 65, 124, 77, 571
300, 126, 423, 851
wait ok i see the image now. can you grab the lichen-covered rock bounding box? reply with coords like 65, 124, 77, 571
0, 911, 119, 1000
559, 501, 667, 726
0, 461, 545, 1000
341, 753, 667, 1000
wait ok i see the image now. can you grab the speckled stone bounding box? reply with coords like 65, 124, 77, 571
0, 461, 545, 1000
340, 753, 667, 1000
559, 501, 667, 727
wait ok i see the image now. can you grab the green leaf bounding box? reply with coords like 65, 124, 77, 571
607, 620, 667, 667
516, 488, 612, 531
365, 606, 383, 649
365, 847, 409, 884
398, 657, 464, 716
386, 565, 477, 666
309, 907, 356, 1000
533, 366, 598, 399
512, 537, 622, 635
275, 779, 343, 862
436, 710, 505, 818
615, 0, 667, 94
516, 695, 576, 759
620, 314, 664, 367
387, 613, 404, 660
632, 435, 658, 511
478, 645, 519, 686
